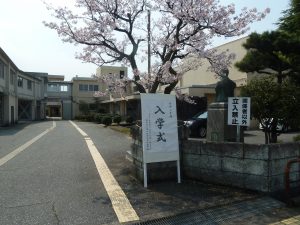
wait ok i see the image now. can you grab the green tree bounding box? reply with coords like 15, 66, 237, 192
235, 31, 291, 84
241, 77, 300, 143
236, 0, 300, 143
278, 0, 300, 34
278, 0, 300, 84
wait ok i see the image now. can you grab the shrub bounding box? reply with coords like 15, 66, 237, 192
102, 116, 112, 126
113, 115, 122, 124
293, 134, 300, 142
126, 116, 134, 124
74, 115, 82, 120
86, 113, 95, 122
94, 113, 103, 123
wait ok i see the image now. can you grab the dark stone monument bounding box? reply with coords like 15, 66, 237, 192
207, 69, 242, 142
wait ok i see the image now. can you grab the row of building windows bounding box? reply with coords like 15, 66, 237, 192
47, 84, 69, 92
79, 84, 99, 92
47, 84, 100, 92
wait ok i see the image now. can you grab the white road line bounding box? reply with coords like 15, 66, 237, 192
69, 120, 88, 137
0, 121, 56, 167
69, 121, 139, 223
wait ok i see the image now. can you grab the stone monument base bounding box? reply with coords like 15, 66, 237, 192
206, 102, 243, 142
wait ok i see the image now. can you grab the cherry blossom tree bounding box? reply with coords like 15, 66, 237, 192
44, 0, 269, 97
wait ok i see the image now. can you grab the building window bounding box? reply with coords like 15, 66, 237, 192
17, 76, 23, 87
10, 70, 15, 85
0, 59, 4, 79
120, 70, 125, 79
47, 84, 58, 92
89, 84, 99, 91
79, 84, 88, 91
27, 80, 32, 90
60, 85, 68, 92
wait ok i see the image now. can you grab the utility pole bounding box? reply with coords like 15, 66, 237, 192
147, 10, 151, 80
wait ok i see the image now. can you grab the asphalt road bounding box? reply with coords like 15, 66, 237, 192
0, 121, 118, 225
1, 121, 299, 225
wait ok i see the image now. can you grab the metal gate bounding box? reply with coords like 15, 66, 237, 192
18, 99, 32, 120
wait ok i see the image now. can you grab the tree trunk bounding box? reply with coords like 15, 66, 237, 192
269, 118, 278, 143
264, 131, 270, 144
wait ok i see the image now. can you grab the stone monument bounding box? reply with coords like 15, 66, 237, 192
206, 69, 241, 142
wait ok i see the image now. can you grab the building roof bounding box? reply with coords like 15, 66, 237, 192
72, 76, 98, 81
0, 47, 20, 72
48, 75, 65, 80
48, 80, 73, 84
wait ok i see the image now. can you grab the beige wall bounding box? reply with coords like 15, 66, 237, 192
72, 78, 106, 117
96, 65, 128, 78
48, 75, 64, 82
181, 37, 248, 88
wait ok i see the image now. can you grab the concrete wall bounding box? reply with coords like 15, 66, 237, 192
130, 125, 300, 193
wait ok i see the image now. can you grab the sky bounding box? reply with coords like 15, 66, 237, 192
0, 0, 291, 81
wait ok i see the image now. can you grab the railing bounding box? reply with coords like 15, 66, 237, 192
285, 158, 300, 205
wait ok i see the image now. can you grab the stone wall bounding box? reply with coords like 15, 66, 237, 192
182, 141, 300, 192
130, 125, 300, 193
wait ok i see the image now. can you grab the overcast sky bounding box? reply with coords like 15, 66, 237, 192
0, 0, 290, 81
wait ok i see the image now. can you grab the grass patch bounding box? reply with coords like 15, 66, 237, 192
109, 125, 131, 136
293, 134, 300, 142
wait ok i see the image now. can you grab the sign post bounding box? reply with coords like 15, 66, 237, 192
141, 94, 180, 188
228, 97, 251, 142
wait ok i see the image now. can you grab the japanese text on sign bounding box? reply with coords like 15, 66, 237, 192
141, 94, 179, 163
228, 97, 251, 126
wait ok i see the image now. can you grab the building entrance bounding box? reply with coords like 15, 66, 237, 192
46, 105, 62, 117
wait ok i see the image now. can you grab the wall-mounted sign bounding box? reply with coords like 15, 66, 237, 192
228, 97, 251, 126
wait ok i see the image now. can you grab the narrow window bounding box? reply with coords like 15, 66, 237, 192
120, 70, 125, 79
17, 76, 23, 87
27, 80, 32, 90
0, 60, 5, 79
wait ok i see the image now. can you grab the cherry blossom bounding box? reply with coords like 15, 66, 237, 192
44, 0, 270, 97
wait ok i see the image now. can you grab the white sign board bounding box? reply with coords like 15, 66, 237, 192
228, 97, 251, 126
141, 93, 179, 162
141, 94, 180, 187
